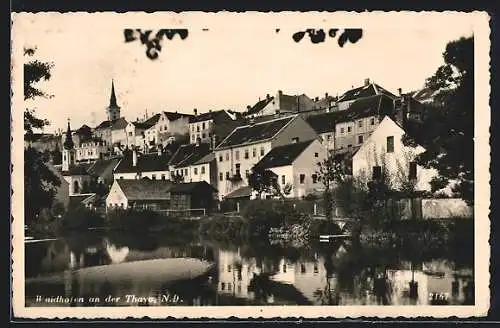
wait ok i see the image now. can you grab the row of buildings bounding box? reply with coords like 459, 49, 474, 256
32, 78, 447, 213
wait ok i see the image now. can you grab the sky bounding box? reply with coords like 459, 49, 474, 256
12, 12, 476, 133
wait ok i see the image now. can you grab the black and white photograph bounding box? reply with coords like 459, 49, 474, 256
11, 11, 491, 318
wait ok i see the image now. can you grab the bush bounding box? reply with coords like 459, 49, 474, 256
198, 216, 249, 242
61, 205, 104, 230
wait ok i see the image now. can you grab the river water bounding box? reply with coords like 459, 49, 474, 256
25, 230, 474, 306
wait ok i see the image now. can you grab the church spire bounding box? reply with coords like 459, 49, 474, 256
63, 119, 74, 150
109, 79, 119, 109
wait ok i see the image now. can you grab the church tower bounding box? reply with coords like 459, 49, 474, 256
106, 79, 121, 121
62, 119, 76, 172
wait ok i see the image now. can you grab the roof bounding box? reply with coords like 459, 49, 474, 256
115, 179, 172, 201
163, 111, 193, 121
280, 93, 315, 112
189, 110, 233, 123
306, 94, 395, 133
95, 117, 128, 130
87, 158, 121, 177
62, 163, 93, 176
169, 181, 218, 194
338, 82, 397, 103
169, 143, 212, 168
253, 140, 315, 170
247, 97, 274, 116
193, 152, 215, 165
216, 115, 297, 149
69, 194, 96, 208
224, 186, 253, 199
132, 121, 153, 130
113, 151, 172, 174
410, 87, 440, 104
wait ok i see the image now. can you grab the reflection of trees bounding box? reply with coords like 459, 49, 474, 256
248, 272, 273, 303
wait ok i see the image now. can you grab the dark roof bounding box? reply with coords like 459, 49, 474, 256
338, 82, 397, 103
280, 93, 315, 112
111, 117, 128, 130
306, 94, 395, 134
131, 121, 152, 130
163, 111, 193, 121
69, 194, 96, 208
62, 163, 93, 176
225, 186, 253, 199
193, 152, 215, 165
115, 179, 172, 201
254, 140, 315, 170
87, 158, 120, 177
247, 97, 274, 115
189, 110, 233, 123
169, 143, 212, 168
216, 115, 297, 149
114, 151, 172, 174
169, 181, 217, 194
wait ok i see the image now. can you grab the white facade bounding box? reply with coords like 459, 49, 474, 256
265, 139, 327, 199
111, 127, 127, 147
189, 119, 214, 144
352, 116, 438, 192
76, 140, 108, 162
63, 175, 93, 196
145, 112, 191, 146
106, 180, 129, 209
215, 141, 273, 198
124, 122, 146, 148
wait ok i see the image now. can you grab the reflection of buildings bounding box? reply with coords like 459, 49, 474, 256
217, 249, 258, 299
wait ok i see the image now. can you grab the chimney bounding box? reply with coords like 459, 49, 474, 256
315, 97, 319, 102
398, 88, 403, 97
364, 78, 370, 87
132, 149, 137, 167
266, 94, 270, 100
194, 108, 198, 116
278, 90, 283, 97
246, 105, 251, 111
325, 92, 329, 99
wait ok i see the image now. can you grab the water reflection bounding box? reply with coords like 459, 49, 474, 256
25, 231, 474, 306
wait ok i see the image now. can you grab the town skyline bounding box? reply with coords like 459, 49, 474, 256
17, 13, 475, 132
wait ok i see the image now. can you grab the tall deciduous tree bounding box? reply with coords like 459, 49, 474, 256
403, 36, 474, 205
316, 153, 347, 220
24, 47, 60, 223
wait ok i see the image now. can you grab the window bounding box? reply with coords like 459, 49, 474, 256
281, 175, 286, 185
386, 136, 395, 153
201, 165, 206, 174
283, 264, 287, 273
245, 169, 250, 178
194, 167, 198, 175
348, 144, 352, 148
314, 264, 319, 274
340, 127, 345, 134
184, 169, 188, 175
128, 132, 133, 136
301, 264, 306, 274
260, 147, 265, 156
219, 155, 223, 162
235, 163, 241, 176
300, 174, 305, 184
202, 133, 206, 139
192, 135, 196, 142
409, 161, 417, 180
221, 282, 225, 291
192, 125, 195, 132
358, 135, 364, 144
219, 173, 223, 181
196, 125, 200, 132
372, 166, 382, 180
202, 122, 206, 129
312, 174, 318, 183
152, 174, 156, 180
225, 152, 229, 161
327, 135, 331, 140
235, 150, 240, 160
252, 148, 256, 157
244, 149, 249, 159
227, 265, 231, 272
371, 117, 375, 125
358, 120, 363, 127
314, 152, 319, 158
226, 172, 230, 180
347, 126, 352, 133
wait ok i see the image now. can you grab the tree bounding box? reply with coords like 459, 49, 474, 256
248, 167, 283, 199
24, 47, 60, 224
403, 36, 474, 205
316, 152, 347, 220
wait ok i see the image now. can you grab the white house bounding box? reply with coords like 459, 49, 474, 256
168, 142, 213, 184
75, 137, 108, 163
214, 114, 319, 199
252, 139, 327, 199
352, 116, 438, 192
188, 109, 236, 144
143, 111, 192, 147
113, 148, 172, 181
105, 178, 172, 211
245, 90, 316, 118
336, 78, 397, 111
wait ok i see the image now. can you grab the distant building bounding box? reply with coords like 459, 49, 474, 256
337, 78, 397, 111
142, 111, 193, 147
168, 142, 214, 185
244, 90, 316, 118
107, 80, 121, 121
113, 147, 172, 180
253, 138, 327, 199
75, 137, 108, 163
188, 109, 236, 144
105, 179, 217, 213
214, 114, 318, 199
